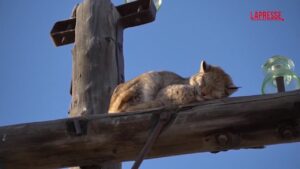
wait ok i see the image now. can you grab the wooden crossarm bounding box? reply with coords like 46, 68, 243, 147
0, 90, 300, 169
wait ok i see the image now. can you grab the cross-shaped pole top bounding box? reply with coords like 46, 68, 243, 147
50, 0, 157, 46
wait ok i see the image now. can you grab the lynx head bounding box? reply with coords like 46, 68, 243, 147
190, 60, 238, 100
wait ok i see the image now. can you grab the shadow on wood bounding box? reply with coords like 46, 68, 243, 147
0, 90, 300, 169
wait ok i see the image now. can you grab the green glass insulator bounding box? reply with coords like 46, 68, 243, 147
261, 55, 300, 94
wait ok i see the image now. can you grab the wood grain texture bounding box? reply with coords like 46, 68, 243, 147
70, 0, 123, 168
70, 0, 121, 117
0, 90, 300, 169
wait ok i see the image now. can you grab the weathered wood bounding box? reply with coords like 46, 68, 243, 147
70, 0, 122, 117
0, 90, 300, 169
70, 0, 123, 168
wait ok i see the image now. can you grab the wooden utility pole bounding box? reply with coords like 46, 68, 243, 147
62, 0, 157, 168
49, 0, 156, 168
69, 0, 123, 168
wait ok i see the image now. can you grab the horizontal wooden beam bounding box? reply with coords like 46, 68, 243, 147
0, 90, 300, 169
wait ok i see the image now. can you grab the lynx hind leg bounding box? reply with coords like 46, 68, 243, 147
109, 83, 125, 106
109, 82, 141, 113
109, 88, 136, 113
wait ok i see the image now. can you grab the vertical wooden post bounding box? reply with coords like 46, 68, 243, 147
69, 0, 124, 168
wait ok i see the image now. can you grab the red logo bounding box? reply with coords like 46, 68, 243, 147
250, 10, 284, 21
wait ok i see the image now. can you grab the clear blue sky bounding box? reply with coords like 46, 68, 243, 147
0, 0, 300, 169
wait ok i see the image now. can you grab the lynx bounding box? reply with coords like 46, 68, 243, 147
109, 61, 238, 113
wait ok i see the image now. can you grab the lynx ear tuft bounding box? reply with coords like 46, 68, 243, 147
227, 85, 240, 90
200, 60, 210, 72
227, 85, 241, 94
226, 85, 240, 96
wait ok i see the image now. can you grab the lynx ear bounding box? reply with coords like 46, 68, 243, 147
200, 60, 210, 73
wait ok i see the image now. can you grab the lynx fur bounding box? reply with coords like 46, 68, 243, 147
109, 61, 238, 113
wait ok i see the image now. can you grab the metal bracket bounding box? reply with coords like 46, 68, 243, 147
50, 0, 156, 46
66, 118, 88, 136
131, 111, 172, 169
50, 18, 76, 46
118, 0, 156, 28
278, 121, 298, 140
275, 76, 285, 93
